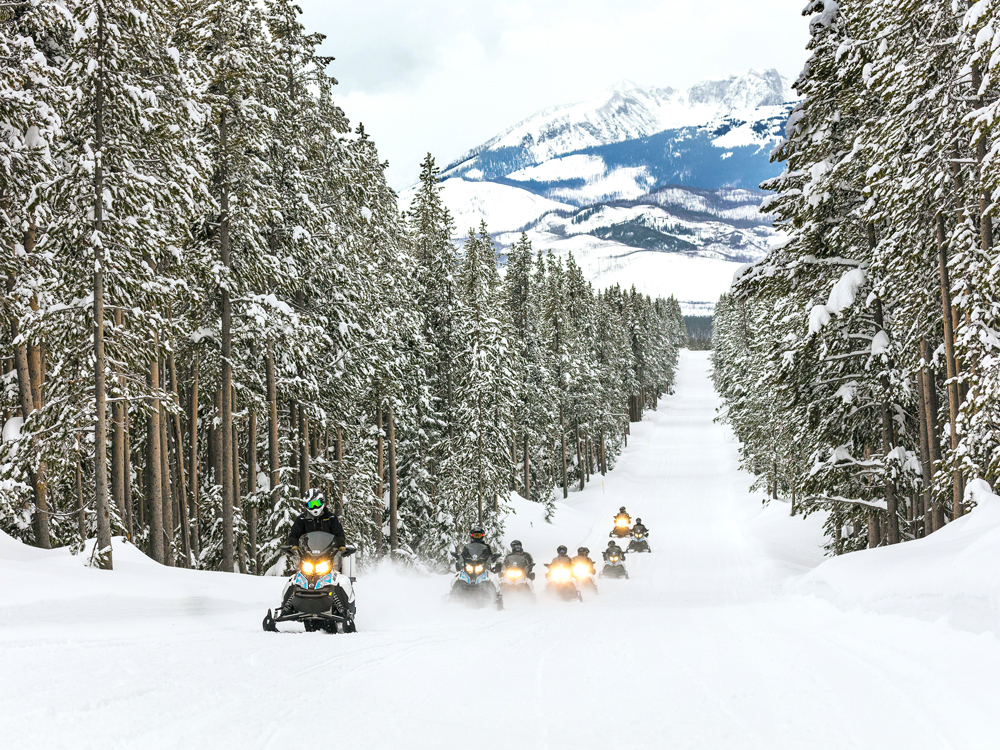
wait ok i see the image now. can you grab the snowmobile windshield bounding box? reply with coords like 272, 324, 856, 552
464, 542, 490, 562
301, 531, 336, 556
505, 553, 528, 568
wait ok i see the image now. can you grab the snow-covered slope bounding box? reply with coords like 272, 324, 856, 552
4, 352, 1000, 749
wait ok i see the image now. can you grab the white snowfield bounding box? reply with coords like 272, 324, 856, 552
3, 351, 1000, 749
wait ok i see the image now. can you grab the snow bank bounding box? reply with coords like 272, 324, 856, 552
791, 481, 1000, 634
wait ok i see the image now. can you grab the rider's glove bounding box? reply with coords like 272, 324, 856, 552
338, 546, 347, 552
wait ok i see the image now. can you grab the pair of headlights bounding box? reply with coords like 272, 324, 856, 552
465, 564, 485, 575
300, 560, 331, 575
505, 568, 524, 580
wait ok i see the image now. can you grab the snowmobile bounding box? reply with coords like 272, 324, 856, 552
610, 514, 632, 539
600, 551, 629, 579
544, 561, 583, 601
263, 531, 358, 633
449, 542, 504, 610
627, 529, 651, 553
499, 553, 536, 600
571, 556, 598, 594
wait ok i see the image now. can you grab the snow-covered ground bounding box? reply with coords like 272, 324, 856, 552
3, 351, 1000, 749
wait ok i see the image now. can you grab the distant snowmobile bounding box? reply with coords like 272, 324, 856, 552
499, 552, 536, 601
449, 542, 504, 610
263, 531, 357, 633
545, 556, 583, 602
571, 549, 599, 594
600, 543, 629, 579
627, 526, 651, 554
610, 507, 632, 539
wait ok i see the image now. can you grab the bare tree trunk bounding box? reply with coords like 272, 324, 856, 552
560, 404, 568, 499
219, 109, 235, 573
916, 372, 933, 538
75, 442, 86, 542
299, 403, 309, 494
158, 392, 174, 566
169, 353, 190, 566
188, 352, 200, 560
148, 347, 164, 564
375, 402, 384, 555
920, 339, 944, 530
266, 340, 279, 508
936, 215, 964, 519
233, 415, 247, 575
111, 308, 127, 530
576, 419, 585, 491
91, 5, 112, 568
523, 434, 530, 501
388, 402, 398, 551
6, 274, 49, 548
335, 427, 344, 514
872, 297, 899, 545
248, 392, 258, 574
123, 408, 133, 539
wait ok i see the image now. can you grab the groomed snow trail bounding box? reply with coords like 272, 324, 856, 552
3, 351, 1000, 749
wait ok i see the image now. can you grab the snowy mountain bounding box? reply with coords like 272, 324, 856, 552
403, 70, 795, 313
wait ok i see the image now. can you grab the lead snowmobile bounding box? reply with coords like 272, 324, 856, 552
263, 531, 358, 633
449, 541, 504, 610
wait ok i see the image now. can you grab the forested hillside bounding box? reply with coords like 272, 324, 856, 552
713, 0, 1000, 552
0, 0, 687, 570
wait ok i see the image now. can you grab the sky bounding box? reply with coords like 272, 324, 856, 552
298, 0, 811, 190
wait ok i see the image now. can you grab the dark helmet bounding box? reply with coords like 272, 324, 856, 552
304, 489, 326, 517
470, 527, 486, 541
510, 540, 523, 553
607, 540, 617, 547
636, 518, 642, 524
557, 545, 568, 555
577, 547, 590, 556
619, 506, 627, 513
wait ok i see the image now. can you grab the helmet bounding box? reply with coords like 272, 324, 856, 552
607, 540, 616, 547
577, 547, 589, 556
619, 506, 626, 513
556, 545, 568, 555
470, 527, 486, 541
510, 540, 523, 552
304, 489, 326, 517
636, 518, 642, 524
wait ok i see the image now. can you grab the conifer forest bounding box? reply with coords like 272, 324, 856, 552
713, 0, 1000, 553
0, 0, 686, 571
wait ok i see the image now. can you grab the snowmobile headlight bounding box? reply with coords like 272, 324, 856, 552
505, 568, 523, 580
615, 517, 629, 528
550, 566, 571, 583
573, 563, 590, 579
610, 556, 619, 562
301, 561, 315, 574
315, 560, 331, 575
465, 564, 475, 574
474, 564, 484, 574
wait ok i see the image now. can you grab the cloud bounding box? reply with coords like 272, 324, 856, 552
299, 0, 810, 189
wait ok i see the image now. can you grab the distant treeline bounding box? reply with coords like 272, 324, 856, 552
684, 316, 712, 350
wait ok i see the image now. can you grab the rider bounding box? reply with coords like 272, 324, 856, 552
548, 544, 574, 569
504, 539, 535, 579
278, 490, 346, 615
632, 518, 649, 537
571, 546, 596, 575
457, 527, 500, 572
603, 540, 626, 562
286, 489, 346, 550
614, 506, 631, 525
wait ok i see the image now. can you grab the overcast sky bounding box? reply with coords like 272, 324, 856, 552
298, 0, 811, 190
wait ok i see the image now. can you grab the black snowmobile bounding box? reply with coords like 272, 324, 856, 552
449, 542, 503, 610
499, 552, 536, 600
600, 549, 629, 579
263, 531, 358, 633
627, 528, 651, 553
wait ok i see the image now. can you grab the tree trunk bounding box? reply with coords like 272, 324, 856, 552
375, 402, 384, 555
233, 417, 247, 574
188, 351, 200, 560
915, 372, 933, 538
560, 404, 568, 499
523, 433, 530, 501
872, 297, 899, 545
335, 427, 344, 515
248, 392, 258, 574
75, 443, 86, 542
266, 339, 279, 508
299, 403, 309, 494
91, 3, 112, 568
111, 308, 127, 530
158, 392, 174, 566
147, 347, 164, 564
388, 402, 398, 551
219, 108, 235, 573
123, 407, 134, 539
6, 275, 49, 548
936, 215, 964, 519
169, 353, 190, 566
920, 339, 944, 530
576, 419, 585, 491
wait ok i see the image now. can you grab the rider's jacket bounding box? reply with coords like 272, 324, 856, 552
632, 523, 649, 536
286, 508, 346, 548
548, 553, 574, 570
504, 551, 534, 572
571, 555, 596, 574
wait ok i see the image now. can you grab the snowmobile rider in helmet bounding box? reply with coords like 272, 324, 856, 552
604, 540, 625, 561
504, 539, 535, 579
614, 506, 631, 525
571, 546, 596, 575
458, 527, 501, 572
632, 518, 649, 537
285, 489, 346, 551
549, 544, 574, 568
